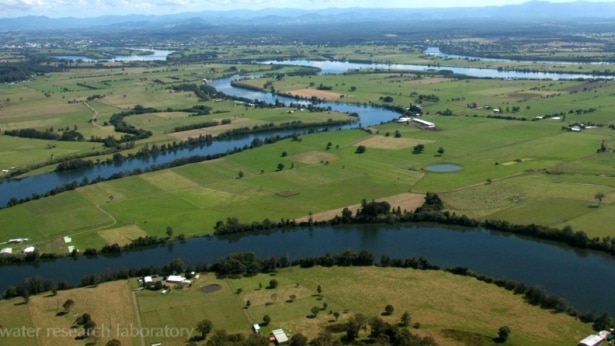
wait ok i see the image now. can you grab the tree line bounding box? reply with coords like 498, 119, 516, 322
3, 245, 612, 333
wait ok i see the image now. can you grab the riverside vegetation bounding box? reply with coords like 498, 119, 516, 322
2, 39, 615, 345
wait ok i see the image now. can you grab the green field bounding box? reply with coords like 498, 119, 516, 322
1, 48, 615, 255
0, 266, 593, 346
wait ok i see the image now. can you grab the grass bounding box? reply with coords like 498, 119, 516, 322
0, 280, 137, 346
0, 266, 590, 346
2, 58, 615, 253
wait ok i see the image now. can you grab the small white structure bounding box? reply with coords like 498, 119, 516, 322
0, 247, 12, 254
23, 246, 35, 253
578, 330, 611, 346
252, 323, 260, 334
143, 276, 153, 285
412, 117, 436, 128
269, 329, 289, 344
166, 275, 191, 284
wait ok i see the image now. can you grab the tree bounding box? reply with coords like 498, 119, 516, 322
269, 279, 278, 289
289, 333, 308, 346
277, 163, 285, 171
311, 306, 320, 318
106, 339, 121, 346
289, 294, 296, 302
333, 311, 340, 321
345, 313, 367, 342
317, 285, 322, 296
166, 226, 174, 238
497, 326, 511, 342
196, 319, 213, 340
384, 304, 395, 315
62, 299, 74, 312
437, 147, 445, 156
355, 145, 366, 154
237, 170, 244, 179
21, 288, 30, 304
400, 311, 411, 327
593, 312, 614, 331
412, 143, 424, 154
76, 312, 91, 326
84, 320, 96, 337
595, 192, 606, 206
262, 314, 271, 325
246, 300, 251, 308
167, 257, 184, 274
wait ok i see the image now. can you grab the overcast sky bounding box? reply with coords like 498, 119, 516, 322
1, 0, 613, 18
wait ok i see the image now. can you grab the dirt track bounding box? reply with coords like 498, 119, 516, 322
294, 192, 425, 222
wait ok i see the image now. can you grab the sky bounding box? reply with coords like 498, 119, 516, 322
1, 0, 614, 18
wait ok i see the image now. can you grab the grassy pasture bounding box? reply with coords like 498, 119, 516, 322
1, 266, 591, 346
2, 60, 615, 252
0, 280, 137, 346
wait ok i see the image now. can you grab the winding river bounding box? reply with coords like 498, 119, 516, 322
2, 58, 613, 207
2, 224, 615, 315
2, 55, 615, 315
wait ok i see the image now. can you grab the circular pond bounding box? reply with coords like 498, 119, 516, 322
200, 284, 222, 294
425, 163, 462, 172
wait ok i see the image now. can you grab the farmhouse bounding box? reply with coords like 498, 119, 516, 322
0, 247, 12, 254
143, 276, 154, 285
23, 246, 35, 253
578, 330, 612, 346
269, 328, 289, 344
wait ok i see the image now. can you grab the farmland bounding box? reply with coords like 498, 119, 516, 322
1, 49, 615, 255
2, 4, 615, 345
0, 266, 592, 346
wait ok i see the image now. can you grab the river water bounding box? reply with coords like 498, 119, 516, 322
3, 54, 615, 315
2, 224, 615, 315
1, 58, 612, 207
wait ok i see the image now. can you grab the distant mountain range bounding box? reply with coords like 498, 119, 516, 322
2, 1, 615, 33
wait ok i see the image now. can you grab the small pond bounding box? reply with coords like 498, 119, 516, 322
425, 163, 463, 172
200, 284, 222, 294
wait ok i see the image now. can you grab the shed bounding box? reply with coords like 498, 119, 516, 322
23, 246, 35, 253
0, 247, 12, 254
252, 323, 260, 333
412, 117, 436, 128
578, 333, 607, 346
269, 329, 288, 344
166, 275, 185, 283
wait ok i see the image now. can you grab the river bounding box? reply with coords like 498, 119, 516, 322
2, 57, 613, 207
2, 224, 614, 315
2, 54, 615, 315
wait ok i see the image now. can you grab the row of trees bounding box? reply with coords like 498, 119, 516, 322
3, 128, 85, 141
4, 246, 613, 333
